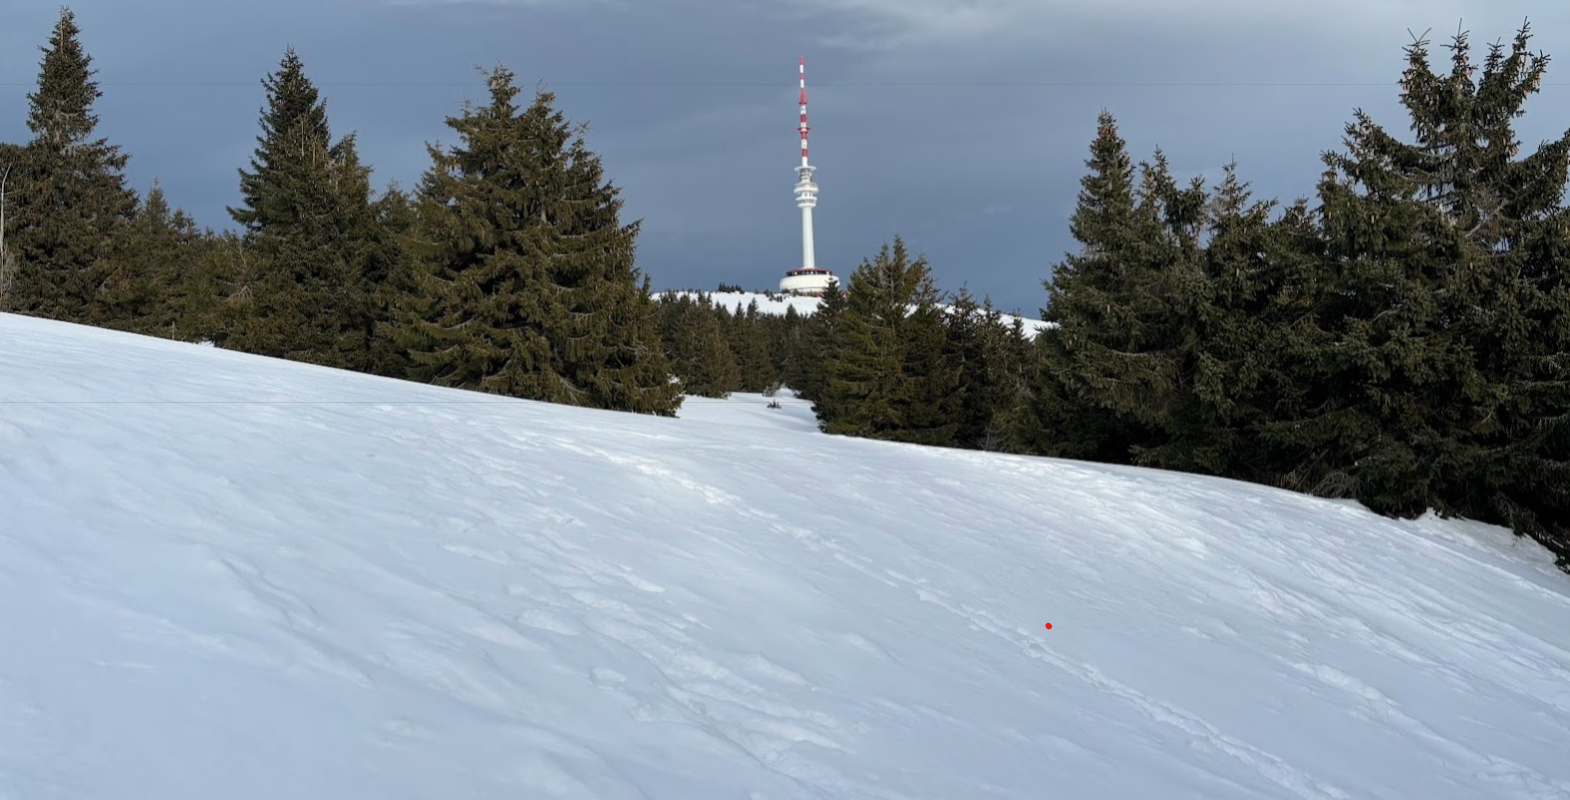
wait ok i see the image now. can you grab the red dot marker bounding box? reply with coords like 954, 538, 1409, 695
1044, 623, 1053, 630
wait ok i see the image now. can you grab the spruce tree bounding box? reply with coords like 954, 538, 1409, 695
365, 185, 419, 378
944, 286, 996, 448
767, 305, 803, 383
980, 308, 1033, 453
656, 290, 741, 396
1418, 26, 1569, 566
789, 280, 845, 411
1170, 166, 1304, 482
656, 291, 692, 355
1306, 24, 1570, 564
89, 182, 209, 337
1027, 115, 1206, 464
230, 46, 331, 234
670, 294, 740, 397
821, 237, 960, 445
1023, 114, 1137, 460
194, 231, 257, 347
726, 299, 774, 392
1294, 114, 1464, 516
396, 67, 680, 415
968, 296, 1033, 453
7, 7, 136, 322
223, 47, 389, 371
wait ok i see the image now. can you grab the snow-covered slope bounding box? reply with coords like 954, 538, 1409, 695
661, 290, 1057, 337
664, 290, 827, 319
3, 312, 1568, 800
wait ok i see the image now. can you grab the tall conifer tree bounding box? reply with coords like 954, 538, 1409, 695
944, 287, 996, 449
821, 237, 960, 445
946, 290, 1031, 452
727, 299, 774, 392
366, 185, 419, 378
90, 182, 209, 337
1306, 24, 1570, 563
787, 283, 845, 408
397, 67, 680, 415
1026, 114, 1168, 461
223, 47, 389, 371
980, 307, 1033, 453
230, 47, 330, 234
7, 7, 136, 322
1175, 169, 1323, 482
660, 293, 740, 397
768, 304, 804, 381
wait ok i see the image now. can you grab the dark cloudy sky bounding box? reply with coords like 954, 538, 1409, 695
3, 0, 1568, 314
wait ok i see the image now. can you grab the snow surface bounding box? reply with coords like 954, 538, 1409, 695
661, 290, 1057, 338
3, 312, 1570, 800
663, 290, 828, 319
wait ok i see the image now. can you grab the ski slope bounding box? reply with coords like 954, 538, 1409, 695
2, 312, 1568, 800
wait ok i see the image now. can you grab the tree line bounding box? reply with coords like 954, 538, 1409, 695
1, 8, 678, 414
1027, 25, 1568, 570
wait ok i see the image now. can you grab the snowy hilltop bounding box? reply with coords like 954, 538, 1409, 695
661, 290, 1057, 338
2, 311, 1568, 800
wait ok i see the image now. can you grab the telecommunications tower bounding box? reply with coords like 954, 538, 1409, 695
779, 57, 836, 295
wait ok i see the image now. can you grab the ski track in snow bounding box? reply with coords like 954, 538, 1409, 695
2, 313, 1569, 800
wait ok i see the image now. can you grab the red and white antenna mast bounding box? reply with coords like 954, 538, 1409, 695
798, 56, 811, 167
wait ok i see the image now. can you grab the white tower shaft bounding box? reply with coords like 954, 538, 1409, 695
801, 202, 815, 270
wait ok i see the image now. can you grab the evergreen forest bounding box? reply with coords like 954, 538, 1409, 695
2, 9, 1566, 571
